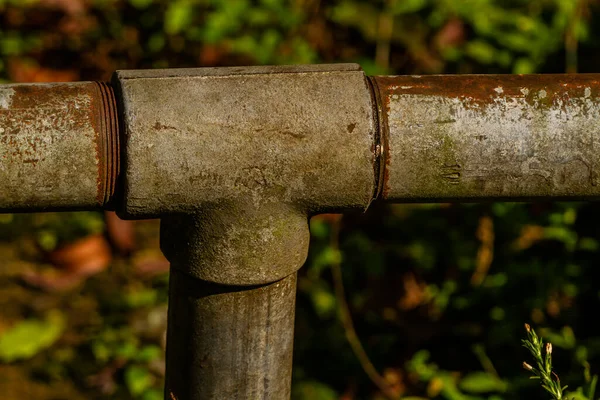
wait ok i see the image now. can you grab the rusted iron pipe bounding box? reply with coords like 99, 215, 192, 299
0, 82, 119, 211
370, 74, 600, 202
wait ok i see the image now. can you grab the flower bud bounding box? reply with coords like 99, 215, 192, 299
546, 343, 552, 355
523, 362, 534, 371
525, 323, 531, 333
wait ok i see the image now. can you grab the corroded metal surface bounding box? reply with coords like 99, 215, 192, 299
161, 205, 309, 286
114, 64, 376, 287
165, 269, 296, 400
0, 82, 119, 210
8, 67, 600, 400
114, 64, 376, 219
371, 74, 600, 202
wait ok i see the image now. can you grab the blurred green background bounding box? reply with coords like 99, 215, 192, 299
1, 0, 600, 399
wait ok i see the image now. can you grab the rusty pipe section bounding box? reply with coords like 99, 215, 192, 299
370, 74, 600, 202
0, 82, 119, 211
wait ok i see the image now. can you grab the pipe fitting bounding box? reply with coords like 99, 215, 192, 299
113, 64, 377, 285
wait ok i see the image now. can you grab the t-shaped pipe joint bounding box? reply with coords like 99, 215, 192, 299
114, 64, 379, 286
112, 64, 379, 399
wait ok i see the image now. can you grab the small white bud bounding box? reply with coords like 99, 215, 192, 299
523, 362, 534, 371
546, 343, 552, 355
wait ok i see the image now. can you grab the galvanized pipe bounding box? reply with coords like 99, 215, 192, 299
0, 82, 119, 211
164, 269, 296, 400
160, 208, 307, 400
370, 74, 600, 202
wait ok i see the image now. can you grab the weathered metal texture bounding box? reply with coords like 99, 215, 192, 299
371, 74, 600, 202
0, 82, 119, 211
114, 65, 378, 400
165, 268, 296, 400
113, 64, 376, 219
161, 205, 308, 286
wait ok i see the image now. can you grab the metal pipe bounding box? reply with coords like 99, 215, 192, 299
165, 269, 296, 400
370, 74, 600, 202
161, 211, 301, 400
4, 67, 600, 400
111, 64, 376, 219
0, 81, 119, 211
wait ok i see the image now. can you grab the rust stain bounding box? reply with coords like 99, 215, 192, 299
367, 75, 391, 200
1, 84, 91, 166
373, 74, 600, 109
380, 85, 391, 199
0, 81, 119, 210
280, 130, 306, 139
154, 121, 177, 131
91, 81, 119, 207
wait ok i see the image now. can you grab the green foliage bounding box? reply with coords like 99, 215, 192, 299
292, 381, 338, 400
522, 324, 600, 400
459, 372, 507, 394
125, 365, 154, 396
0, 311, 65, 362
522, 324, 567, 400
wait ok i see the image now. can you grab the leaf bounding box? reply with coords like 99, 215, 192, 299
292, 381, 337, 400
459, 372, 507, 393
164, 1, 194, 35
125, 365, 153, 396
464, 40, 496, 64
0, 311, 65, 362
135, 345, 162, 362
392, 0, 428, 14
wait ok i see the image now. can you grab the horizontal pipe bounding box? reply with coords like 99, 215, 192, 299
0, 82, 119, 211
371, 74, 600, 202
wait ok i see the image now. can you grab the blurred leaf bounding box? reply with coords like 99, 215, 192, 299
125, 365, 153, 396
135, 345, 162, 362
459, 372, 507, 393
513, 58, 536, 74
464, 40, 496, 64
292, 381, 337, 400
164, 1, 194, 35
392, 0, 428, 15
310, 285, 336, 318
124, 287, 158, 308
142, 389, 163, 400
0, 311, 65, 362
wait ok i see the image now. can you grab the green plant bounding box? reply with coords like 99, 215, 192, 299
522, 324, 600, 400
522, 323, 567, 400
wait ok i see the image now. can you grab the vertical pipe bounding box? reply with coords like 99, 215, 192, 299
164, 269, 297, 400
160, 206, 307, 400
